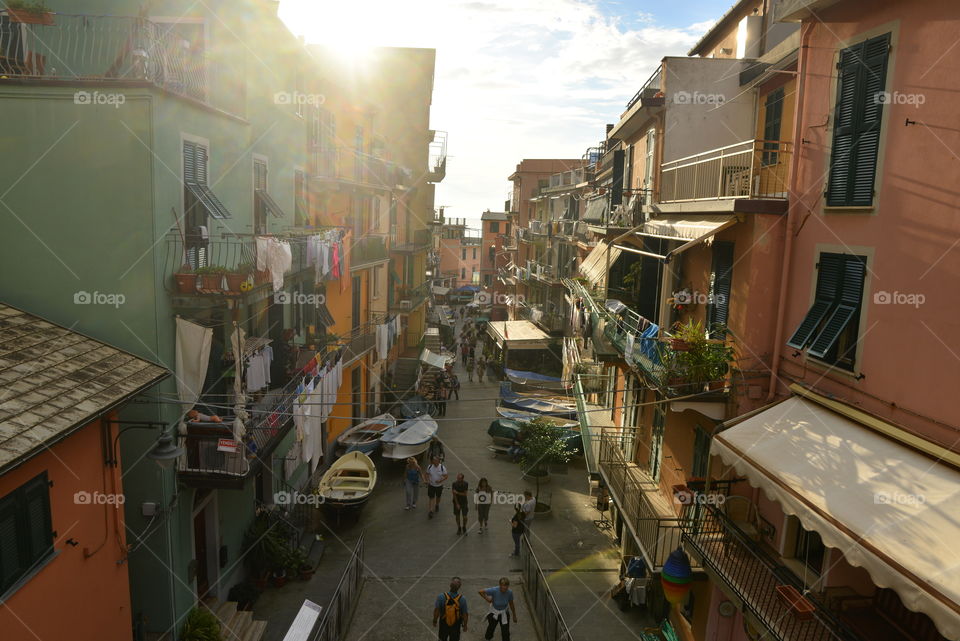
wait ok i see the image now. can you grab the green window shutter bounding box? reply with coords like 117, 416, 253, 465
22, 474, 52, 560
0, 473, 52, 594
826, 33, 890, 206
786, 253, 843, 349
183, 141, 197, 183
708, 241, 734, 335
0, 496, 22, 591
762, 88, 784, 165
194, 144, 208, 186
808, 256, 866, 358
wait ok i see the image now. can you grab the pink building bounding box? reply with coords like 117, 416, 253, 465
437, 218, 481, 287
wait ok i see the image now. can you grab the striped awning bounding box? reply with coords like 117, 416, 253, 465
578, 240, 621, 288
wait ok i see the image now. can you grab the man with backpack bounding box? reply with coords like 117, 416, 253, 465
433, 576, 469, 640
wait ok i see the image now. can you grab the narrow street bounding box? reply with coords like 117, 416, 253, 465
255, 315, 655, 640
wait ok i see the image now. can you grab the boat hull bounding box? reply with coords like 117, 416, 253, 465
381, 440, 431, 460
316, 451, 377, 510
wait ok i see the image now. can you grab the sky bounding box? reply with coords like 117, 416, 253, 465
278, 0, 731, 229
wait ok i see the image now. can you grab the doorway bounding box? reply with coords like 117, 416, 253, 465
192, 490, 219, 600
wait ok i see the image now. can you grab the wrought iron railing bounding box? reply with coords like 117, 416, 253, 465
659, 139, 792, 202
520, 534, 574, 641
0, 13, 206, 100
350, 235, 389, 267
626, 65, 663, 110
684, 506, 861, 641
313, 147, 400, 190
598, 433, 694, 572
180, 431, 251, 477
427, 130, 447, 182
311, 531, 365, 641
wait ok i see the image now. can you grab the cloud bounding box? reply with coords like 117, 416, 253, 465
279, 0, 709, 225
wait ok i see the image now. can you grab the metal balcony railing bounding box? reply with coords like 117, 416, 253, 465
0, 13, 205, 100
684, 506, 862, 641
391, 281, 431, 312
427, 131, 447, 183
313, 147, 401, 190
626, 65, 663, 110
350, 235, 389, 267
659, 139, 793, 202
391, 228, 432, 253
520, 533, 574, 641
598, 433, 693, 572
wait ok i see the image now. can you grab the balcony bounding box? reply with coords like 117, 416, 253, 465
0, 12, 205, 101
625, 65, 664, 111
390, 281, 431, 313
598, 433, 692, 572
342, 314, 385, 365
390, 228, 432, 253
516, 301, 565, 334
525, 260, 558, 284
684, 505, 862, 641
427, 130, 447, 183
528, 219, 550, 236
659, 139, 792, 203
312, 148, 403, 192
350, 235, 390, 269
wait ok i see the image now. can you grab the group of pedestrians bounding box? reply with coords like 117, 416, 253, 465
433, 576, 519, 641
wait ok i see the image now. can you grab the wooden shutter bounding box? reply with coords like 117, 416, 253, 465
0, 495, 21, 591
808, 255, 866, 358
786, 253, 843, 349
183, 141, 197, 183
826, 33, 890, 206
709, 241, 734, 335
762, 88, 784, 165
254, 160, 267, 190
21, 474, 52, 560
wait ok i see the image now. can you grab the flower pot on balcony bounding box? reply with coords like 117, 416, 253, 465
7, 9, 55, 26
225, 273, 249, 293
174, 272, 197, 294
199, 274, 223, 292
707, 380, 726, 391
669, 338, 691, 352
255, 269, 270, 284
775, 585, 815, 620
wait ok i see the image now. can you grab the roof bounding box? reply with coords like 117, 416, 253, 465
0, 304, 169, 473
481, 211, 509, 221
485, 321, 551, 349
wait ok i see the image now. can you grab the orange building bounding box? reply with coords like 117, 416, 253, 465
0, 304, 168, 640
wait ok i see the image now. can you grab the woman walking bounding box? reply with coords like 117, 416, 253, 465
509, 508, 526, 557
404, 457, 421, 510
476, 357, 486, 383
475, 478, 493, 533
465, 357, 475, 383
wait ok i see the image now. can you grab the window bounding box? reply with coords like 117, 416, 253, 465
790, 517, 826, 574
484, 274, 492, 287
373, 266, 381, 298
489, 222, 499, 234
622, 144, 632, 190
708, 242, 734, 336
472, 248, 477, 260
692, 425, 710, 478
506, 223, 511, 235
183, 140, 232, 268
787, 252, 867, 371
294, 169, 307, 227
461, 248, 466, 261
826, 33, 890, 207
762, 87, 784, 166
371, 197, 381, 231
0, 472, 53, 594
643, 129, 656, 204
461, 268, 466, 280
253, 159, 268, 234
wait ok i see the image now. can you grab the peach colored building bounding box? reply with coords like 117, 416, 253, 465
437, 218, 481, 287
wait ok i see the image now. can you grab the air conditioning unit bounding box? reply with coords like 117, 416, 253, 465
400, 300, 412, 310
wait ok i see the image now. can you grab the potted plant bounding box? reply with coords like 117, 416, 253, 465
225, 262, 254, 293
180, 607, 223, 641
665, 320, 734, 392
174, 265, 197, 294
6, 0, 55, 26
518, 417, 573, 511
775, 585, 815, 620
195, 265, 227, 292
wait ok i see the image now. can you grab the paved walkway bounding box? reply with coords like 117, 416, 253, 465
255, 313, 656, 641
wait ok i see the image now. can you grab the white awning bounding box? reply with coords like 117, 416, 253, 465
713, 396, 960, 640
419, 348, 452, 369
578, 240, 622, 288
641, 215, 736, 241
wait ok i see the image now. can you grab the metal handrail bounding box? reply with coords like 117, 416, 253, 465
625, 65, 663, 110
659, 139, 792, 202
311, 531, 365, 641
520, 534, 574, 641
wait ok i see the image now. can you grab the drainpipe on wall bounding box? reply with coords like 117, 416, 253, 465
766, 20, 814, 402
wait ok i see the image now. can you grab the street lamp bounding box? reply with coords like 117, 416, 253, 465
147, 432, 185, 468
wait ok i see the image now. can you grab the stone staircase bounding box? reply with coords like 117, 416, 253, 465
389, 357, 421, 398
203, 599, 268, 641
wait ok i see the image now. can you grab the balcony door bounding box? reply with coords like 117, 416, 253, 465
649, 402, 665, 481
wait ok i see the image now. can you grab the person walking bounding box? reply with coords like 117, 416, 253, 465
521, 490, 537, 529
475, 478, 493, 533
435, 377, 449, 417
476, 357, 486, 383
404, 457, 421, 510
509, 508, 525, 557
479, 578, 518, 641
461, 343, 469, 367
468, 344, 476, 360
465, 357, 475, 383
452, 473, 469, 535
434, 576, 469, 641
425, 455, 448, 519
428, 437, 445, 463
450, 372, 461, 400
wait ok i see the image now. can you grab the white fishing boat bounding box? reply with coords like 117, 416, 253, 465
316, 451, 377, 509
335, 413, 396, 455
496, 406, 579, 428
380, 415, 439, 460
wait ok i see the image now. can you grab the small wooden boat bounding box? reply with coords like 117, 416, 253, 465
317, 451, 377, 510
487, 419, 583, 454
381, 415, 439, 460
496, 406, 579, 428
335, 413, 396, 455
